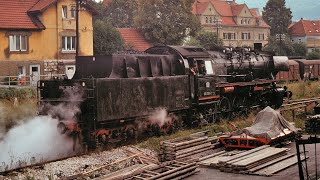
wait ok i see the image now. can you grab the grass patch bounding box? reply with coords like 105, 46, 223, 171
282, 81, 320, 100
0, 87, 36, 100
0, 98, 37, 138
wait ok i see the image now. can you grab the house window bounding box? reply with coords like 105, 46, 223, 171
205, 17, 208, 23
259, 33, 265, 40
210, 17, 212, 23
62, 6, 67, 18
241, 33, 250, 40
9, 35, 28, 52
223, 33, 236, 40
71, 6, 76, 18
62, 36, 76, 52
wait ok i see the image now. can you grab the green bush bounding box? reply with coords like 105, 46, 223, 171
0, 87, 36, 100
306, 51, 320, 60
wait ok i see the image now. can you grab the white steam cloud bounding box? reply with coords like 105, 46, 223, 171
0, 116, 75, 172
0, 84, 84, 172
148, 108, 174, 127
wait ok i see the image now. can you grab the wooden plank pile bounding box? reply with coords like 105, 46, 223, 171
198, 145, 307, 176
124, 161, 199, 180
159, 131, 220, 162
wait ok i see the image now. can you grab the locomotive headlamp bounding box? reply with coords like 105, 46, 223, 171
82, 82, 86, 87
42, 83, 45, 87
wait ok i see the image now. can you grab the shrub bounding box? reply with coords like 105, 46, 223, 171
0, 87, 36, 100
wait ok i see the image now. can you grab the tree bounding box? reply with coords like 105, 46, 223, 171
264, 35, 307, 56
292, 43, 307, 57
262, 0, 292, 35
194, 30, 223, 50
87, 1, 106, 21
104, 0, 137, 28
93, 20, 124, 55
134, 0, 201, 45
307, 49, 320, 60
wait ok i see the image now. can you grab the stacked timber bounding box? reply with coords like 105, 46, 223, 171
124, 161, 199, 180
198, 145, 308, 176
159, 131, 219, 162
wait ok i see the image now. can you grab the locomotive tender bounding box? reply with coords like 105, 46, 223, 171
38, 45, 291, 148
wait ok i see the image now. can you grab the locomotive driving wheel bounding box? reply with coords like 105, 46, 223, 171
232, 96, 247, 117
218, 97, 231, 119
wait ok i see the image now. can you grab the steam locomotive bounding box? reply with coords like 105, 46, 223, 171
38, 45, 291, 148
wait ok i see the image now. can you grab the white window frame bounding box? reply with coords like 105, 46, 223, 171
9, 35, 28, 52
62, 6, 67, 18
62, 36, 76, 52
242, 33, 250, 40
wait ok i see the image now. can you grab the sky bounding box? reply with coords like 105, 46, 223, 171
236, 0, 320, 21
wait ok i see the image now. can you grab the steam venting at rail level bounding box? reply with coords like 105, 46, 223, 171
0, 86, 83, 172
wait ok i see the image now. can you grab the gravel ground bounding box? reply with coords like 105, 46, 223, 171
0, 146, 157, 180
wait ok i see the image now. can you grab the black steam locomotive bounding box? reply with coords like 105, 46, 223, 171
38, 45, 291, 148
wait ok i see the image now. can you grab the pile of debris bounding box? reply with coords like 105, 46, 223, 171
199, 145, 308, 176
159, 131, 220, 162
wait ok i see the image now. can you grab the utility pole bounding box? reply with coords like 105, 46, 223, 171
213, 16, 222, 44
75, 0, 81, 57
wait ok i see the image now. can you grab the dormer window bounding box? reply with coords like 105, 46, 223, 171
209, 8, 211, 11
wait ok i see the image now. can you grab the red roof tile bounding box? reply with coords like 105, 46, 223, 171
192, 1, 210, 15
0, 0, 42, 29
231, 4, 244, 16
289, 19, 320, 36
117, 28, 152, 51
29, 0, 57, 13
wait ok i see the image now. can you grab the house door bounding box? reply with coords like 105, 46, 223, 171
30, 65, 41, 86
65, 65, 76, 79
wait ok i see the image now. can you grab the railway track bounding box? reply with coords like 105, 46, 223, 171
281, 97, 320, 112
2, 97, 319, 176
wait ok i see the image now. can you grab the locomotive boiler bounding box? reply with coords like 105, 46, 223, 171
38, 45, 291, 148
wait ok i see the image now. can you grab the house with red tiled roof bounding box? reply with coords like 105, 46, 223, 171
117, 28, 152, 51
192, 0, 270, 50
289, 18, 320, 53
0, 0, 96, 83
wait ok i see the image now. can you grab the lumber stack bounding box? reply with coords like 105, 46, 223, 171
124, 161, 199, 180
159, 131, 219, 162
198, 145, 306, 176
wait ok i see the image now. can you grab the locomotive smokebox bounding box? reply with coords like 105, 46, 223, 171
273, 56, 290, 72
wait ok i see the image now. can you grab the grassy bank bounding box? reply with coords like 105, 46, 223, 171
0, 87, 37, 138
283, 81, 320, 99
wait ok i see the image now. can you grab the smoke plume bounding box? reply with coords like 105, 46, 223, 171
148, 108, 174, 127
0, 84, 84, 172
0, 116, 75, 172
